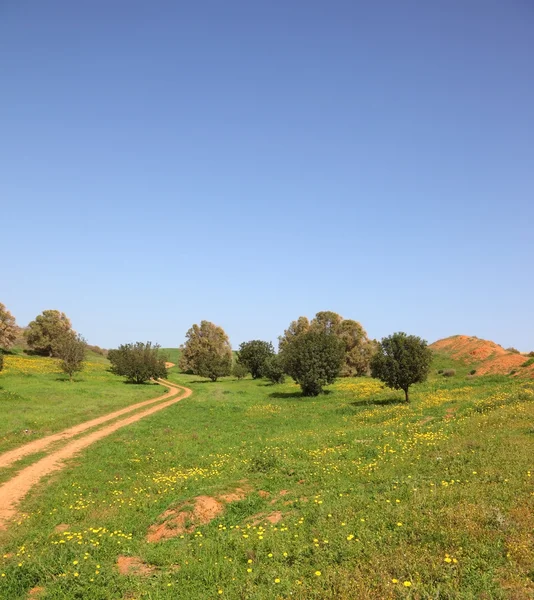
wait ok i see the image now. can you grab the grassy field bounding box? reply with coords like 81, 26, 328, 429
0, 354, 533, 599
0, 350, 162, 454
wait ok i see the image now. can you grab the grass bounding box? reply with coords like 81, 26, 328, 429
0, 350, 163, 454
0, 353, 533, 598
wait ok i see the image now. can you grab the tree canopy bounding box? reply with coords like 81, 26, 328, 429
0, 302, 17, 350
25, 310, 73, 357
179, 321, 232, 382
108, 341, 167, 384
57, 332, 87, 381
370, 332, 433, 402
237, 340, 274, 379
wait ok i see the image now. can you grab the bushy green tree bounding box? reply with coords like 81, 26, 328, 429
263, 354, 285, 384
0, 302, 17, 350
282, 331, 344, 396
370, 332, 432, 402
25, 310, 73, 357
237, 340, 274, 379
279, 311, 375, 376
57, 332, 87, 381
179, 321, 232, 382
232, 362, 249, 380
108, 341, 167, 384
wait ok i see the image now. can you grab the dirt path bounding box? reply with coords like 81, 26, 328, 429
0, 376, 191, 529
0, 363, 179, 470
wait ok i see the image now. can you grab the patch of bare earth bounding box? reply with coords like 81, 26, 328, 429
54, 523, 70, 533
28, 587, 45, 598
117, 556, 156, 576
251, 511, 283, 526
148, 487, 249, 542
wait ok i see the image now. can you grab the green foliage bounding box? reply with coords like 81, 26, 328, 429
470, 369, 477, 375
0, 302, 18, 350
237, 340, 274, 379
24, 310, 73, 357
232, 362, 249, 380
108, 341, 167, 384
442, 369, 456, 377
279, 311, 375, 377
282, 331, 345, 396
179, 321, 232, 382
263, 354, 285, 384
57, 333, 87, 380
0, 351, 4, 372
521, 357, 534, 368
371, 332, 432, 402
506, 347, 520, 354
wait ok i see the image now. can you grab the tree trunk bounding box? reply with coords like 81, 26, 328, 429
404, 387, 409, 402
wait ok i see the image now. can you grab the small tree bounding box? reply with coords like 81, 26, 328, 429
108, 342, 167, 384
0, 351, 4, 372
237, 340, 274, 379
282, 331, 344, 396
370, 332, 432, 402
179, 321, 232, 381
25, 310, 73, 357
263, 354, 285, 384
0, 303, 17, 350
57, 333, 87, 381
232, 362, 249, 380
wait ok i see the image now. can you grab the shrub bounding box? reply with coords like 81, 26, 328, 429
232, 362, 249, 380
442, 369, 456, 377
470, 369, 477, 375
437, 369, 444, 374
528, 351, 534, 357
282, 331, 344, 396
237, 340, 274, 379
371, 332, 432, 402
57, 333, 87, 381
0, 351, 4, 372
521, 358, 534, 368
263, 354, 285, 384
506, 347, 520, 354
108, 342, 167, 384
179, 321, 232, 382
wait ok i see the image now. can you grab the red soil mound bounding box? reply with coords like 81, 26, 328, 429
431, 335, 533, 379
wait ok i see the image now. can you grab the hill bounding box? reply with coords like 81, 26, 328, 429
430, 334, 534, 378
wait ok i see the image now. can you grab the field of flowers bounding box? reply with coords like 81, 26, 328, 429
0, 357, 533, 599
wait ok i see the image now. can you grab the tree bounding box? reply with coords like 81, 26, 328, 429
0, 351, 4, 372
263, 354, 285, 384
282, 331, 344, 396
232, 362, 249, 380
25, 310, 73, 357
278, 316, 310, 352
57, 332, 87, 381
279, 311, 375, 376
108, 342, 167, 384
237, 340, 275, 379
0, 302, 17, 350
370, 332, 432, 402
179, 321, 232, 381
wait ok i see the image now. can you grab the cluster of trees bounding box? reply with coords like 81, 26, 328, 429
178, 313, 433, 399
0, 303, 87, 379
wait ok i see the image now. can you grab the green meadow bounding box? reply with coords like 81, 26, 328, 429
0, 353, 533, 599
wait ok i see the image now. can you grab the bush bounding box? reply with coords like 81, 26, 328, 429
0, 351, 4, 372
521, 358, 534, 368
437, 369, 444, 374
263, 354, 285, 384
442, 369, 456, 377
282, 331, 344, 396
237, 340, 274, 379
108, 342, 167, 384
506, 347, 520, 354
370, 332, 432, 402
528, 351, 534, 357
57, 333, 87, 380
232, 362, 249, 380
470, 369, 477, 375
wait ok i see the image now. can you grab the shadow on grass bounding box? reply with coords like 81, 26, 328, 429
350, 395, 406, 407
269, 390, 333, 400
54, 377, 87, 383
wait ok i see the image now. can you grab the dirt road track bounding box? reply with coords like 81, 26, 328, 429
0, 378, 191, 529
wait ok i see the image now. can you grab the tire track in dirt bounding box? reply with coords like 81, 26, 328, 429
0, 378, 192, 529
0, 372, 178, 470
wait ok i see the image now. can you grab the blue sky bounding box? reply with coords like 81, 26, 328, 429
2, 1, 533, 351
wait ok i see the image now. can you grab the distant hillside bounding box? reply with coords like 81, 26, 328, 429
430, 335, 534, 378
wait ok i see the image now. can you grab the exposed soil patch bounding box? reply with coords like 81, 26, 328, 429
28, 587, 45, 597
117, 556, 156, 576
148, 487, 249, 542
251, 511, 283, 526
419, 416, 435, 425
475, 354, 526, 376
258, 490, 270, 498
54, 523, 70, 533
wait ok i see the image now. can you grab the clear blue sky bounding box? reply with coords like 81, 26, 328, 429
2, 1, 533, 351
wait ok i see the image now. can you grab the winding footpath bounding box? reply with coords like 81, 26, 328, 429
0, 370, 192, 529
